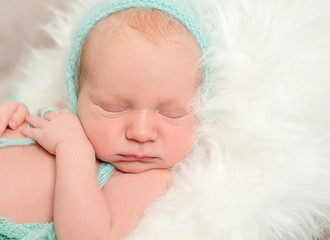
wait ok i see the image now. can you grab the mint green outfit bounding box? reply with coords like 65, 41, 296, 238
0, 0, 209, 239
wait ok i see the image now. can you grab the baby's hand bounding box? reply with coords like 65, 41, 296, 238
21, 109, 90, 155
0, 101, 29, 136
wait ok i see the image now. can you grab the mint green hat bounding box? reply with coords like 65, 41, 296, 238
66, 0, 210, 113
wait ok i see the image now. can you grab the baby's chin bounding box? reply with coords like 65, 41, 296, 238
110, 161, 168, 174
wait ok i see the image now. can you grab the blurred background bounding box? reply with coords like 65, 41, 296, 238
0, 0, 67, 88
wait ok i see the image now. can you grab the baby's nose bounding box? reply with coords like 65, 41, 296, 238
125, 110, 157, 143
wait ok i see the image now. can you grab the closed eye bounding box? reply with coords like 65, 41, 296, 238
94, 102, 127, 117
158, 107, 188, 119
101, 105, 127, 113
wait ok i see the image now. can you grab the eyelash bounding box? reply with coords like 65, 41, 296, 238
102, 106, 127, 113
95, 101, 188, 119
158, 108, 188, 119
98, 104, 127, 116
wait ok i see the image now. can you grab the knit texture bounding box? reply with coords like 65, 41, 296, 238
0, 162, 114, 240
66, 0, 210, 113
0, 138, 36, 148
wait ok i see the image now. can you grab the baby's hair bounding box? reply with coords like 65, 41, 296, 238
79, 8, 203, 87
86, 8, 197, 47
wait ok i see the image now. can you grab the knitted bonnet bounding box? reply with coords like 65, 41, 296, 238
66, 0, 210, 113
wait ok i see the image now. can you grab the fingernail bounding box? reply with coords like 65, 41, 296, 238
10, 120, 17, 129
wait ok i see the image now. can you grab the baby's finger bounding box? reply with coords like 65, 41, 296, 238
0, 102, 16, 134
0, 111, 14, 136
9, 105, 29, 130
43, 111, 59, 121
20, 125, 42, 141
38, 107, 59, 120
0, 118, 9, 136
25, 115, 47, 129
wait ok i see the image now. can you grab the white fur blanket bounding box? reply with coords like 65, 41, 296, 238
3, 0, 330, 239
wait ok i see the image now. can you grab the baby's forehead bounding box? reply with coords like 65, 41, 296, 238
82, 9, 201, 56
66, 3, 209, 113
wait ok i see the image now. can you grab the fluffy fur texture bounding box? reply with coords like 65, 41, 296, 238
0, 0, 67, 101
3, 0, 330, 239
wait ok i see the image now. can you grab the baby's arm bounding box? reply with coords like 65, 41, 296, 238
0, 101, 29, 135
22, 110, 112, 239
102, 169, 171, 239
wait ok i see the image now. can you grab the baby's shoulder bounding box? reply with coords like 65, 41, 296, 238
101, 169, 171, 236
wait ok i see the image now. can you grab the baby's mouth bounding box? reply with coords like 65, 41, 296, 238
118, 154, 158, 162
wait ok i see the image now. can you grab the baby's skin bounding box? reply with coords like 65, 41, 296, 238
0, 9, 202, 239
0, 122, 170, 238
0, 122, 56, 223
0, 102, 55, 222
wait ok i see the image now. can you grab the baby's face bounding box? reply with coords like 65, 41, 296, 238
77, 27, 202, 173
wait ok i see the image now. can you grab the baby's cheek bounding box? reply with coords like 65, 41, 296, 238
167, 123, 196, 162
182, 120, 198, 153
91, 121, 123, 159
